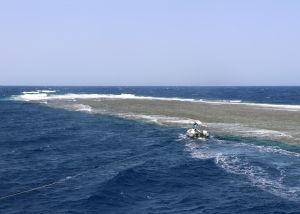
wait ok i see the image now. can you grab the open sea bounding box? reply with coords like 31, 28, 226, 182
1, 86, 300, 213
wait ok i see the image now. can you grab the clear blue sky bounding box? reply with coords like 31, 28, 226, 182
1, 0, 300, 86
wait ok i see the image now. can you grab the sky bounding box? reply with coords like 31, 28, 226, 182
1, 0, 300, 86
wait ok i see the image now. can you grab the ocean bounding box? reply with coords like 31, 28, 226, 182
1, 86, 300, 213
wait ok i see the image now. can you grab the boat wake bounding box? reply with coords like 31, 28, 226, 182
184, 139, 300, 202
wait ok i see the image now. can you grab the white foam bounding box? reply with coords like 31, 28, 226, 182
73, 104, 92, 112
117, 113, 203, 126
22, 91, 40, 94
18, 93, 48, 101
13, 92, 300, 111
13, 92, 194, 102
185, 141, 300, 201
215, 154, 300, 201
56, 103, 92, 112
22, 90, 56, 94
185, 142, 219, 160
37, 90, 56, 93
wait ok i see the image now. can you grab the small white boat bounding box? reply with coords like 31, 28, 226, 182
186, 129, 209, 138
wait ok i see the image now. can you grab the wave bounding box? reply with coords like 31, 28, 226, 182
14, 92, 195, 102
12, 90, 300, 111
22, 90, 56, 94
72, 104, 92, 112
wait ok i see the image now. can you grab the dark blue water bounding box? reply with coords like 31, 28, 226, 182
1, 86, 300, 213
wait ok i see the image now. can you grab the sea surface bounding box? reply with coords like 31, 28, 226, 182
1, 86, 300, 213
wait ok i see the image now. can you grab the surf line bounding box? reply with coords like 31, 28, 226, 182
0, 140, 177, 201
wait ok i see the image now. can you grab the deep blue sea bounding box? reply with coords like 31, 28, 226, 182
1, 86, 300, 213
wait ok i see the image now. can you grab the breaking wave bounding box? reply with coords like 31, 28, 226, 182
12, 90, 300, 111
